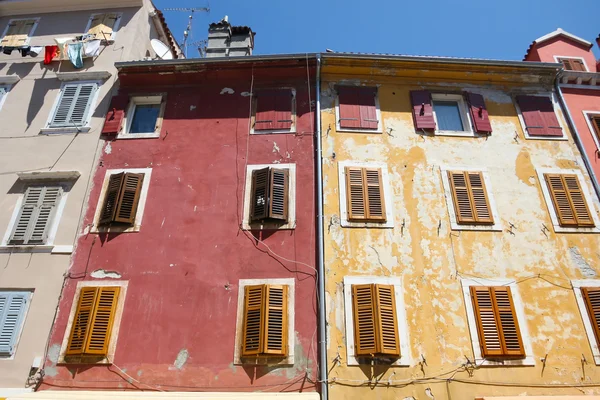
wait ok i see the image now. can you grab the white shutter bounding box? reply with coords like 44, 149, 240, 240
50, 83, 97, 128
0, 292, 28, 356
9, 186, 62, 245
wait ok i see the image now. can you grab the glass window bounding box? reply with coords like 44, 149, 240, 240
129, 104, 160, 134
433, 100, 464, 131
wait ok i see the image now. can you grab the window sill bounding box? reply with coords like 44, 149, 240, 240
116, 132, 161, 139
475, 356, 535, 367
58, 356, 111, 365
235, 356, 294, 366
433, 130, 479, 138
90, 224, 140, 234
40, 127, 91, 135
524, 134, 567, 141
0, 245, 73, 254
56, 71, 112, 81
336, 127, 382, 134
551, 224, 600, 234
250, 128, 296, 135
341, 219, 394, 229
242, 221, 296, 230
347, 355, 410, 367
450, 222, 503, 232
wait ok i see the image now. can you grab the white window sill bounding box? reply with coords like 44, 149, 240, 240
56, 71, 112, 81
41, 127, 91, 135
90, 225, 140, 234
450, 223, 503, 232
433, 130, 479, 137
235, 356, 294, 366
336, 128, 382, 134
475, 356, 536, 367
524, 134, 567, 141
341, 220, 394, 229
17, 170, 80, 181
116, 132, 161, 139
250, 129, 296, 135
242, 221, 296, 230
0, 245, 73, 254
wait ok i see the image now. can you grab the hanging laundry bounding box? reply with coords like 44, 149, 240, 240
19, 46, 31, 57
3, 47, 15, 55
44, 45, 59, 64
67, 42, 84, 69
83, 40, 101, 57
54, 37, 74, 60
29, 46, 43, 57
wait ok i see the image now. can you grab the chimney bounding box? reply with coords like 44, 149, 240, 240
206, 16, 255, 58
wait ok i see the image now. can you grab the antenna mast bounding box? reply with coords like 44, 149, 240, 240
163, 6, 210, 58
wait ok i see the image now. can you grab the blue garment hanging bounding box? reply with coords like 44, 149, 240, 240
67, 42, 83, 69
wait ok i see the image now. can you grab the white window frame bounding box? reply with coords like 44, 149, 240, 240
460, 277, 535, 367
0, 290, 33, 360
90, 168, 152, 233
553, 55, 590, 72
343, 276, 410, 366
573, 279, 600, 365
337, 161, 394, 228
43, 80, 102, 134
0, 85, 10, 112
250, 88, 297, 134
514, 92, 567, 141
431, 93, 474, 137
583, 110, 600, 151
57, 280, 128, 364
242, 163, 296, 230
335, 86, 382, 133
118, 95, 165, 139
0, 182, 69, 250
0, 18, 40, 47
84, 12, 122, 42
440, 166, 502, 232
535, 167, 600, 233
233, 278, 295, 365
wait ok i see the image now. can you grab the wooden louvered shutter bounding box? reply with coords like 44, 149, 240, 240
374, 284, 400, 356
468, 172, 493, 224
544, 174, 594, 227
365, 168, 385, 221
572, 59, 586, 71
242, 285, 265, 356
0, 293, 28, 356
352, 284, 377, 356
250, 168, 270, 221
263, 285, 288, 356
471, 286, 524, 358
9, 187, 42, 244
582, 287, 600, 349
346, 167, 366, 221
66, 287, 98, 356
448, 171, 493, 225
268, 169, 289, 221
51, 84, 97, 128
410, 90, 436, 130
9, 186, 61, 245
84, 287, 119, 355
464, 92, 492, 134
99, 173, 124, 225
114, 173, 144, 224
592, 117, 600, 142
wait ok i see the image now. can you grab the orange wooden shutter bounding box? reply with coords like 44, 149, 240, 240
114, 173, 144, 224
268, 169, 289, 221
544, 174, 594, 227
449, 171, 493, 225
84, 287, 119, 356
99, 173, 124, 225
346, 167, 385, 222
374, 284, 400, 356
582, 287, 600, 349
66, 287, 98, 356
467, 172, 493, 224
365, 168, 386, 221
263, 285, 288, 356
250, 168, 269, 221
352, 284, 377, 356
242, 285, 265, 356
346, 167, 366, 221
592, 117, 600, 143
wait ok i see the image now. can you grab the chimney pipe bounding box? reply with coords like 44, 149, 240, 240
206, 17, 254, 58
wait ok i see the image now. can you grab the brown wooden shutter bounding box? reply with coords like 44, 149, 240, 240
346, 167, 386, 222
516, 95, 563, 137
591, 117, 600, 142
254, 90, 293, 131
468, 172, 493, 224
99, 173, 124, 225
544, 174, 594, 227
410, 90, 436, 130
448, 171, 493, 225
250, 168, 270, 222
464, 92, 492, 134
268, 169, 289, 221
572, 59, 586, 71
352, 284, 377, 356
66, 287, 98, 356
471, 286, 524, 358
84, 287, 119, 355
263, 285, 288, 356
365, 168, 386, 221
102, 95, 129, 135
114, 173, 144, 224
582, 287, 600, 349
374, 284, 400, 356
338, 86, 378, 130
242, 285, 264, 356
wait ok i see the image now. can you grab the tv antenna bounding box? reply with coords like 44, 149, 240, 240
189, 39, 208, 58
163, 6, 210, 58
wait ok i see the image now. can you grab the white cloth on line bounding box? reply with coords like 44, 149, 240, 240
83, 40, 101, 57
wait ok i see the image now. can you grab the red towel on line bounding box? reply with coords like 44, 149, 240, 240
44, 45, 59, 65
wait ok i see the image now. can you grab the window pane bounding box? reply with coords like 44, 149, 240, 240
129, 104, 160, 134
433, 100, 464, 131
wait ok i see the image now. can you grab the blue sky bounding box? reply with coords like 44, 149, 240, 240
154, 0, 599, 60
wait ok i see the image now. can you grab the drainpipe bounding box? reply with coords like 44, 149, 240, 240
315, 53, 328, 400
556, 79, 600, 200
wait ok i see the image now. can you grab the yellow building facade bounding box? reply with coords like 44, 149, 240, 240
320, 54, 600, 399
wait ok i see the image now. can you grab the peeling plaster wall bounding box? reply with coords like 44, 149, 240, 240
321, 65, 600, 399
40, 64, 318, 393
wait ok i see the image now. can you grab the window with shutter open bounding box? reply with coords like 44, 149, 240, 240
99, 173, 144, 226
87, 13, 119, 41
559, 58, 587, 72
1, 19, 36, 47
0, 292, 28, 357
544, 173, 594, 227
66, 287, 120, 358
516, 95, 563, 137
352, 284, 400, 358
254, 89, 294, 131
50, 83, 98, 128
241, 284, 288, 358
582, 287, 600, 350
470, 286, 525, 358
250, 167, 289, 223
448, 171, 493, 225
9, 186, 62, 245
338, 86, 378, 130
591, 116, 600, 144
345, 167, 386, 222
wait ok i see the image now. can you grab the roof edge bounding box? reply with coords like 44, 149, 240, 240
116, 53, 319, 69
534, 28, 593, 48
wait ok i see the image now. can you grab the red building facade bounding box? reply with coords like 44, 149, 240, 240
40, 55, 319, 397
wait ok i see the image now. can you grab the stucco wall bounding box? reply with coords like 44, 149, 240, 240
321, 65, 600, 399
40, 64, 319, 393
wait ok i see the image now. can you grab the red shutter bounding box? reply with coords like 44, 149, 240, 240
464, 92, 492, 134
410, 90, 436, 130
338, 86, 378, 130
101, 95, 128, 135
516, 95, 563, 137
255, 89, 293, 131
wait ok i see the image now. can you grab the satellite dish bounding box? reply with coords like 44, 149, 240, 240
151, 39, 174, 60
